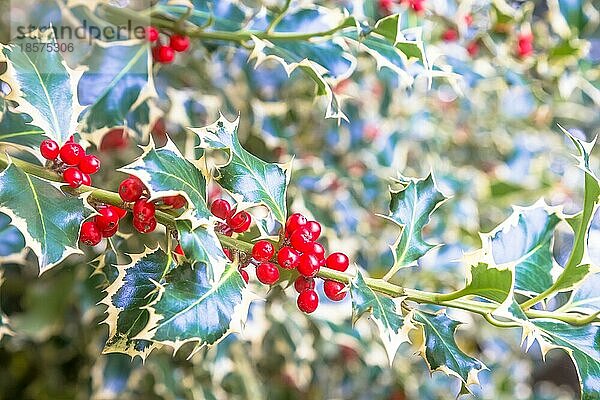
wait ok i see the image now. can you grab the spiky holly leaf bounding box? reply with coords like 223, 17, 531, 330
0, 30, 84, 145
483, 201, 561, 295
547, 129, 600, 293
528, 320, 600, 400
383, 174, 446, 279
350, 271, 410, 363
0, 162, 84, 273
0, 98, 44, 148
101, 247, 175, 360
136, 262, 251, 353
79, 40, 154, 145
444, 260, 513, 303
119, 138, 211, 229
413, 311, 486, 394
176, 221, 229, 282
191, 115, 290, 226
563, 272, 600, 314
0, 211, 26, 264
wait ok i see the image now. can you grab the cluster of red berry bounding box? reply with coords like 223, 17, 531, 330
249, 213, 350, 314
379, 0, 425, 15
210, 199, 252, 236
146, 26, 190, 64
517, 32, 534, 58
79, 204, 127, 246
40, 138, 101, 188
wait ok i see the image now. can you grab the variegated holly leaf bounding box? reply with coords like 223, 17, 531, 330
79, 40, 155, 145
0, 30, 84, 145
562, 272, 600, 315
528, 320, 600, 400
350, 271, 411, 363
382, 174, 446, 279
191, 115, 290, 226
101, 247, 175, 360
136, 262, 251, 353
176, 221, 228, 282
547, 129, 600, 294
483, 201, 561, 295
157, 0, 247, 32
0, 98, 44, 149
413, 311, 486, 394
444, 259, 513, 303
0, 211, 26, 264
119, 137, 211, 229
0, 162, 84, 273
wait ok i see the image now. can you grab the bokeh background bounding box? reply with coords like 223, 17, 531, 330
1, 0, 599, 399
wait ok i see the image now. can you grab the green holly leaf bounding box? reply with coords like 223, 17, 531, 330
350, 271, 411, 363
483, 201, 561, 295
119, 138, 211, 229
0, 98, 44, 149
136, 262, 251, 353
79, 40, 154, 145
413, 311, 486, 394
176, 221, 229, 282
0, 211, 26, 264
383, 174, 446, 279
443, 259, 513, 303
191, 115, 290, 226
101, 247, 175, 360
529, 320, 600, 400
0, 162, 85, 273
0, 30, 84, 145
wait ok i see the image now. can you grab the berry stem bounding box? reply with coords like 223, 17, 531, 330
1, 154, 595, 326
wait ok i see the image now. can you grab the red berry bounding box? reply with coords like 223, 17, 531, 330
227, 211, 252, 233
133, 216, 157, 233
378, 0, 393, 14
239, 268, 249, 284
94, 206, 119, 231
119, 177, 144, 202
79, 155, 101, 174
323, 280, 347, 301
101, 224, 119, 238
305, 220, 321, 240
174, 244, 184, 256
40, 139, 59, 160
224, 248, 234, 261
277, 246, 300, 269
325, 252, 350, 272
297, 289, 319, 314
154, 45, 175, 63
109, 206, 127, 219
133, 199, 155, 221
464, 13, 473, 26
170, 34, 190, 52
442, 28, 458, 42
256, 262, 279, 285
517, 33, 534, 58
63, 167, 83, 188
294, 276, 315, 293
467, 41, 479, 57
210, 199, 233, 219
252, 240, 275, 262
81, 173, 91, 186
79, 220, 102, 246
146, 26, 159, 42
308, 242, 325, 261
410, 0, 425, 12
297, 253, 320, 278
285, 213, 307, 235
289, 227, 314, 253
59, 142, 84, 165
163, 195, 186, 209
100, 128, 129, 151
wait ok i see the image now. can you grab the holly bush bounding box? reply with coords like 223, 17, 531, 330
0, 0, 599, 399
